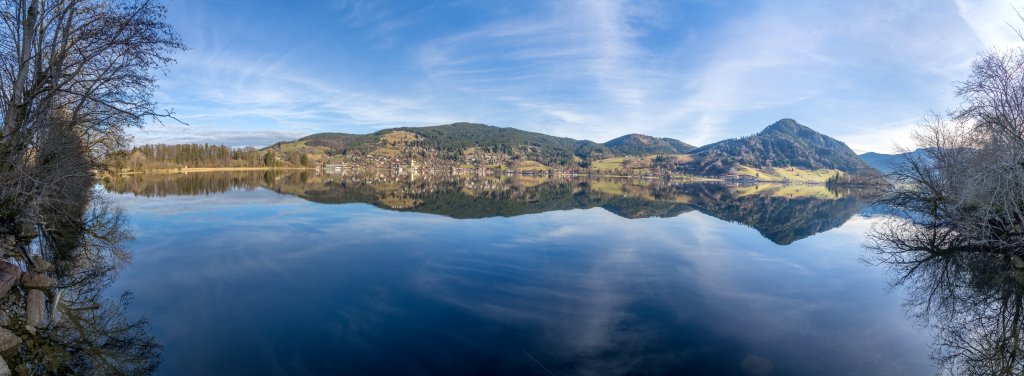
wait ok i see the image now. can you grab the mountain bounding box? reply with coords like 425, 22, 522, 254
285, 122, 699, 168
683, 119, 875, 175
293, 122, 618, 166
603, 134, 695, 155
243, 119, 875, 180
859, 152, 899, 174
859, 149, 929, 174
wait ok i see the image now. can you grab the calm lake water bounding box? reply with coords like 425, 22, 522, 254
99, 171, 933, 375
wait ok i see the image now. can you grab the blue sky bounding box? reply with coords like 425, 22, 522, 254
135, 0, 1024, 153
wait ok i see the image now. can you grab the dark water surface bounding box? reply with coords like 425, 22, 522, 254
101, 172, 933, 375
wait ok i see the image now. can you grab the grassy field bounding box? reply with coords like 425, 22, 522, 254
380, 131, 421, 143
276, 140, 307, 153
590, 157, 654, 175
368, 148, 402, 157
513, 160, 550, 172
731, 165, 840, 183
591, 157, 628, 170
592, 154, 693, 174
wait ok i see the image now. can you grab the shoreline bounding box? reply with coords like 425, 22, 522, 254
115, 167, 314, 175
103, 165, 882, 185
107, 167, 857, 185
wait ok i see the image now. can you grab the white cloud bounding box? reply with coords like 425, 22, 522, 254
666, 0, 988, 149
413, 0, 673, 141
833, 117, 921, 154
129, 125, 306, 148
673, 11, 833, 144
150, 51, 460, 145
147, 0, 1015, 152
955, 0, 1024, 49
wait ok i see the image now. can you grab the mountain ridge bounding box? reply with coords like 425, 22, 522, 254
604, 134, 696, 155
858, 148, 930, 174
683, 118, 874, 175
279, 119, 878, 176
119, 118, 880, 179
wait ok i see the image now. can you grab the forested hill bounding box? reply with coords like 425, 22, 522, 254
604, 134, 695, 155
682, 119, 874, 175
295, 122, 618, 165
293, 123, 701, 165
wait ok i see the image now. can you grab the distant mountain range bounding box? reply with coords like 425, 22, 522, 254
858, 149, 929, 174
271, 118, 879, 178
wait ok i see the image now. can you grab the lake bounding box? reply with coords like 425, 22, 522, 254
98, 171, 932, 375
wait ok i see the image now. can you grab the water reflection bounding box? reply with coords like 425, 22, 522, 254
104, 182, 931, 375
869, 212, 1024, 375
104, 171, 871, 244
0, 191, 158, 374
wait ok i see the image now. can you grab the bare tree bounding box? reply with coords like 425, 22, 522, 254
882, 46, 1024, 255
869, 24, 1024, 376
0, 0, 183, 238
0, 3, 179, 371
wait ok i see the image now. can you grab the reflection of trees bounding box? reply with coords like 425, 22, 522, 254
0, 0, 180, 371
106, 172, 870, 244
868, 215, 1024, 375
102, 171, 270, 197
2, 192, 160, 375
42, 291, 159, 374
865, 37, 1024, 375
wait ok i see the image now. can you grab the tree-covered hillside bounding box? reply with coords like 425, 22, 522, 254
122, 120, 877, 180
394, 122, 617, 164
684, 119, 875, 175
292, 122, 625, 166
105, 144, 311, 171
603, 134, 695, 155
298, 132, 378, 154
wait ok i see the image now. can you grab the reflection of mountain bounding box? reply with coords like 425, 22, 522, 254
103, 172, 869, 244
295, 178, 698, 220
673, 184, 865, 245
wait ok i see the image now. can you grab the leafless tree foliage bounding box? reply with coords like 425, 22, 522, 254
866, 226, 1024, 375
0, 0, 183, 238
868, 35, 1024, 376
4, 195, 158, 375
0, 1, 176, 373
882, 47, 1024, 254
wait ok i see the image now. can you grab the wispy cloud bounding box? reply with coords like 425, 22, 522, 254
129, 125, 306, 148
667, 1, 990, 148
147, 0, 1023, 151
413, 0, 676, 141
954, 0, 1024, 49
152, 51, 459, 146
